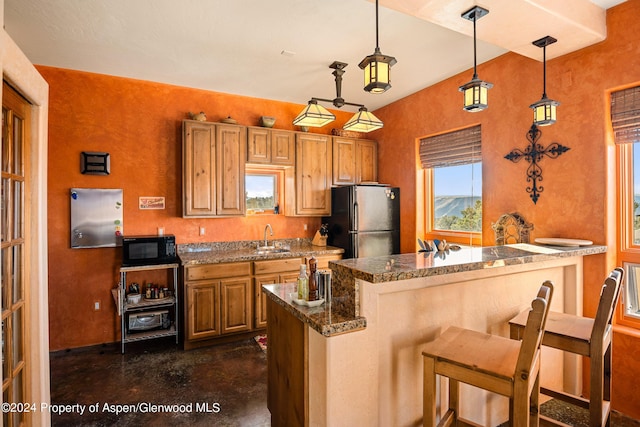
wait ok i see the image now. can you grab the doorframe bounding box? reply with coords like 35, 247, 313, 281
1, 13, 51, 427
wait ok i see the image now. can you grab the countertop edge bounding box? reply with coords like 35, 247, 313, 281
262, 283, 366, 337
330, 244, 607, 284
179, 246, 344, 266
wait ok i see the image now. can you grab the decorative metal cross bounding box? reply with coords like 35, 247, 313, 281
504, 124, 570, 204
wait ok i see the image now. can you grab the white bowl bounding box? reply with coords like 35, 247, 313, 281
127, 293, 142, 304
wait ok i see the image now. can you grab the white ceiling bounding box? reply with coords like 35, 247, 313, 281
4, 0, 625, 113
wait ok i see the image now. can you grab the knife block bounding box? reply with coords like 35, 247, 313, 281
312, 230, 327, 246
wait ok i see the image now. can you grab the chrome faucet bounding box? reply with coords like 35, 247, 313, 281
264, 224, 273, 247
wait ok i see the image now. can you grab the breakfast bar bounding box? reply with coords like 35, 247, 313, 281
263, 243, 606, 426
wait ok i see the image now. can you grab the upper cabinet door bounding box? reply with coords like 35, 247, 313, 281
183, 120, 216, 216
356, 139, 378, 184
247, 127, 294, 166
333, 137, 356, 186
247, 127, 270, 163
294, 133, 332, 216
216, 124, 246, 216
183, 120, 246, 217
270, 130, 295, 166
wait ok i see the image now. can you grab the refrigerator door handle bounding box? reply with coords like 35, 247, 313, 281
353, 201, 359, 232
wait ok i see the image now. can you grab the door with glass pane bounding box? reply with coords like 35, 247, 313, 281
2, 81, 30, 427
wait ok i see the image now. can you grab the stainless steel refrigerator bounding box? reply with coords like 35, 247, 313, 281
324, 185, 400, 258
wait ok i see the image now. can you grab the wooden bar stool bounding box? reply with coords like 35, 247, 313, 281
508, 267, 623, 427
422, 281, 553, 427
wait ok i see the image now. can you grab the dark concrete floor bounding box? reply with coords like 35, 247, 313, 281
50, 337, 640, 426
49, 337, 270, 426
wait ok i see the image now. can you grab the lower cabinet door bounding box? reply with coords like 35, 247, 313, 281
186, 281, 220, 341
220, 277, 253, 334
254, 274, 279, 329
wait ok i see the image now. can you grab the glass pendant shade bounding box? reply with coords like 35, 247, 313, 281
343, 107, 383, 133
293, 100, 335, 127
530, 97, 560, 126
359, 48, 396, 94
459, 78, 493, 112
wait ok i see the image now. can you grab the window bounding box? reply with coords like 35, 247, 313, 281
613, 85, 640, 327
433, 163, 482, 232
419, 125, 482, 245
245, 168, 283, 215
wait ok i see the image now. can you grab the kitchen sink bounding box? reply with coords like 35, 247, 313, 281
255, 245, 290, 255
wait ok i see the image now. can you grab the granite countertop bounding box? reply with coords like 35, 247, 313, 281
263, 243, 607, 337
177, 238, 344, 265
329, 243, 607, 284
262, 283, 367, 337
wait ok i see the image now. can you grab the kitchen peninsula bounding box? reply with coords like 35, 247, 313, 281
264, 243, 606, 426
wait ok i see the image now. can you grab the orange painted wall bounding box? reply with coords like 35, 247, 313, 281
40, 0, 640, 416
40, 65, 354, 351
371, 0, 640, 417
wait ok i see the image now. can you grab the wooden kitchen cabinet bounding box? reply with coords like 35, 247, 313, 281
285, 133, 332, 216
183, 262, 252, 348
309, 253, 343, 269
332, 137, 378, 185
186, 280, 220, 341
220, 278, 253, 334
182, 120, 246, 217
247, 127, 294, 166
183, 254, 342, 348
356, 139, 378, 183
253, 258, 303, 329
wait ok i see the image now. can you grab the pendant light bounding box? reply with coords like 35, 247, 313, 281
293, 100, 336, 128
343, 107, 384, 132
358, 0, 397, 94
529, 36, 560, 126
293, 61, 383, 133
458, 6, 492, 112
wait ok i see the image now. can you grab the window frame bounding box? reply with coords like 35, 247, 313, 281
423, 167, 482, 246
418, 124, 483, 247
616, 142, 640, 328
244, 167, 285, 216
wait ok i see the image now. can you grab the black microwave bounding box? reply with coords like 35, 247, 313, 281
122, 235, 178, 267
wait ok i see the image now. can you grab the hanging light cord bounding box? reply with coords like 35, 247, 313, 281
542, 45, 547, 98
375, 0, 380, 51
472, 12, 478, 80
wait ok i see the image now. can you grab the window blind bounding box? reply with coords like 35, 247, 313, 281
611, 86, 640, 144
419, 125, 481, 169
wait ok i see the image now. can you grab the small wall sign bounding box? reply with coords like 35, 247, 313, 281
139, 197, 165, 210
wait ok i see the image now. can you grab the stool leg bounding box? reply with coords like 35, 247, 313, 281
530, 371, 540, 427
591, 342, 606, 427
604, 342, 612, 427
448, 377, 459, 422
423, 356, 436, 427
513, 372, 532, 427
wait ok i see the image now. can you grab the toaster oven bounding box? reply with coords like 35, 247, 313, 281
128, 310, 170, 332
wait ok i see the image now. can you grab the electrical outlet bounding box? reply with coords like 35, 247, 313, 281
199, 226, 205, 236
158, 227, 164, 236
303, 224, 308, 231
93, 301, 101, 311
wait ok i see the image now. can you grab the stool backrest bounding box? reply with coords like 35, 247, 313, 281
515, 281, 554, 377
591, 267, 624, 343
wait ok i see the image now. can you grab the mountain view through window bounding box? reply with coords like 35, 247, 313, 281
433, 162, 482, 232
